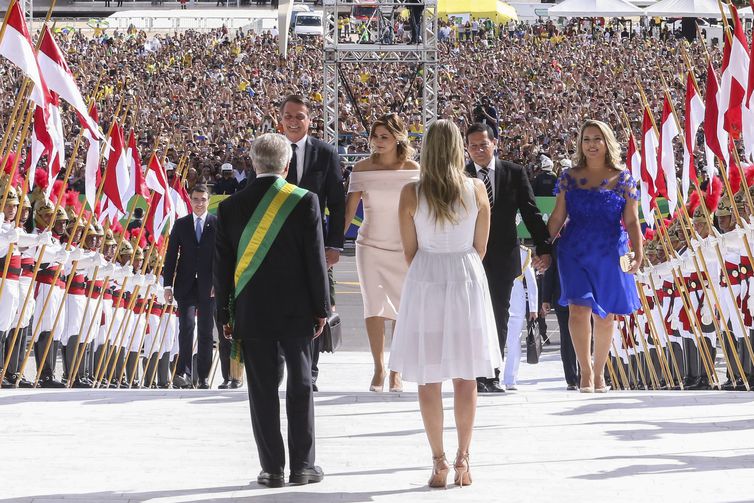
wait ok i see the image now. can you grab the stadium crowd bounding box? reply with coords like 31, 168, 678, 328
0, 19, 722, 192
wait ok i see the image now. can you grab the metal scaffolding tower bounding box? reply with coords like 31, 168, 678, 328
322, 0, 438, 152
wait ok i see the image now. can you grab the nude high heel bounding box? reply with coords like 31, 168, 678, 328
428, 453, 450, 488
369, 369, 385, 392
388, 371, 403, 392
453, 451, 472, 487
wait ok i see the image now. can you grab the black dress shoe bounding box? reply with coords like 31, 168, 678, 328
229, 379, 242, 389
257, 471, 285, 488
1, 377, 13, 389
476, 380, 491, 393
15, 375, 33, 388
721, 379, 736, 391
566, 384, 578, 391
289, 466, 324, 485
218, 380, 230, 389
72, 378, 92, 389
197, 379, 210, 390
734, 378, 748, 391
39, 377, 65, 388
172, 374, 191, 389
487, 380, 506, 393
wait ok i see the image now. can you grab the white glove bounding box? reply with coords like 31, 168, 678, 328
100, 264, 115, 277
69, 248, 84, 262
145, 273, 156, 285
2, 227, 19, 244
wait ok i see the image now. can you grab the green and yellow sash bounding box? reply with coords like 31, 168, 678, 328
234, 177, 308, 299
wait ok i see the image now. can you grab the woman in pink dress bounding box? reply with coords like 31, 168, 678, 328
344, 114, 420, 392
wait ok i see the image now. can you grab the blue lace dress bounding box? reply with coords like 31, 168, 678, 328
554, 169, 640, 317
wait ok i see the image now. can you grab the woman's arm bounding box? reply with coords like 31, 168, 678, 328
548, 191, 567, 239
623, 193, 643, 274
472, 178, 491, 259
398, 182, 419, 264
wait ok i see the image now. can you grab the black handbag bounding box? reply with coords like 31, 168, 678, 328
526, 319, 543, 364
319, 313, 342, 353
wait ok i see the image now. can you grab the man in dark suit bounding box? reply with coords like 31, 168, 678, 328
465, 123, 551, 393
279, 95, 345, 391
214, 133, 329, 488
541, 245, 579, 390
162, 184, 217, 389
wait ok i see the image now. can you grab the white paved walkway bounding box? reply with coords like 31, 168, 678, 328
2, 351, 754, 503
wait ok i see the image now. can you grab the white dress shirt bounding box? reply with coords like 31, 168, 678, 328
474, 157, 496, 201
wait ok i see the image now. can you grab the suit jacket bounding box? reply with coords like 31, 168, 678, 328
293, 136, 345, 249
162, 212, 217, 302
465, 158, 551, 283
213, 176, 330, 340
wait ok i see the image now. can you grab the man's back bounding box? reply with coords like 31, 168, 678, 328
533, 171, 557, 197
214, 177, 329, 340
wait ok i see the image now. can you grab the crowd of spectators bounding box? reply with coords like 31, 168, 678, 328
0, 18, 722, 194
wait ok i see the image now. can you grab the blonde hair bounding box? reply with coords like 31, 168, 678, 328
574, 119, 624, 171
419, 120, 467, 225
369, 113, 415, 162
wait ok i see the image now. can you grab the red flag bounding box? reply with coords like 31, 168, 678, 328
704, 59, 729, 169
641, 107, 660, 198
103, 121, 129, 213
125, 130, 149, 200
720, 4, 749, 139
683, 72, 703, 201
170, 174, 191, 219
658, 95, 679, 212
145, 155, 173, 236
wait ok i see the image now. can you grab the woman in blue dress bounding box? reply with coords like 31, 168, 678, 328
547, 120, 642, 393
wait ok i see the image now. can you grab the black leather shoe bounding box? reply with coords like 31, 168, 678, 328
1, 377, 13, 389
566, 384, 578, 391
72, 378, 92, 389
721, 379, 736, 391
15, 375, 33, 388
734, 378, 748, 391
39, 377, 65, 388
172, 374, 191, 389
487, 380, 506, 393
289, 466, 324, 485
257, 471, 285, 488
218, 380, 230, 390
229, 379, 242, 389
312, 382, 319, 392
197, 379, 210, 390
476, 380, 491, 393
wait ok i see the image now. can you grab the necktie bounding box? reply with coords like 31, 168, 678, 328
195, 216, 203, 242
480, 167, 494, 208
286, 144, 299, 184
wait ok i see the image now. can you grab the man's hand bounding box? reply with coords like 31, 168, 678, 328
223, 323, 233, 340
164, 288, 174, 304
532, 254, 552, 273
313, 317, 327, 338
325, 248, 340, 267
541, 302, 551, 317
528, 312, 538, 321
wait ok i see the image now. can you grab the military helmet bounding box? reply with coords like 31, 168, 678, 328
22, 193, 31, 210
34, 199, 55, 228
104, 229, 117, 246
716, 193, 733, 217
3, 186, 19, 206
118, 239, 133, 257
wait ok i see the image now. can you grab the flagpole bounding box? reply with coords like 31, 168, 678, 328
13, 99, 128, 386
617, 107, 688, 388
652, 72, 724, 386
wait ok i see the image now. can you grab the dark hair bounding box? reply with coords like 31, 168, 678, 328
280, 95, 311, 114
191, 184, 209, 196
465, 123, 495, 141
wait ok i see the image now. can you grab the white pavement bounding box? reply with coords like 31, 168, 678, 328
2, 350, 754, 503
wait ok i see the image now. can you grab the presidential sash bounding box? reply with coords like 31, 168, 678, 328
234, 177, 308, 299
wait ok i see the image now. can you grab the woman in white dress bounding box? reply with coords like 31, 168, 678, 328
389, 120, 502, 488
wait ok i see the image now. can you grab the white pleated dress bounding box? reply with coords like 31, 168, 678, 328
388, 178, 502, 385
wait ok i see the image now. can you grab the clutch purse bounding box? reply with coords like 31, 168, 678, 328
526, 319, 542, 364
319, 313, 342, 353
620, 252, 635, 273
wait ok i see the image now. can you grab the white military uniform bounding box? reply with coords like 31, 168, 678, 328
503, 246, 538, 388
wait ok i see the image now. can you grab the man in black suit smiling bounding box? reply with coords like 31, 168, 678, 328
162, 184, 217, 389
465, 123, 551, 393
214, 133, 329, 487
279, 95, 345, 391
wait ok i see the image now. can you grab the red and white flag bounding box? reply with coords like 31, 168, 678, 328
719, 4, 749, 140
704, 59, 730, 171
641, 107, 660, 195
658, 95, 679, 213
37, 25, 102, 139
27, 97, 65, 197
102, 121, 130, 213
744, 1, 754, 161
145, 155, 173, 236
169, 174, 191, 220
84, 103, 101, 210
0, 1, 50, 111
683, 72, 704, 201
123, 129, 149, 203
628, 133, 653, 228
